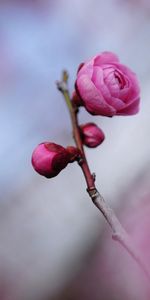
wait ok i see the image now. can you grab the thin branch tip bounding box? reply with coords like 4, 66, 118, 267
62, 70, 69, 83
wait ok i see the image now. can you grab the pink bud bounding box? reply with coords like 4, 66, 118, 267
31, 142, 71, 178
80, 123, 105, 148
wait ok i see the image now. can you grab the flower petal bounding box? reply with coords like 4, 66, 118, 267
76, 74, 116, 116
109, 97, 126, 110
116, 97, 140, 115
92, 66, 125, 110
94, 51, 119, 66
92, 66, 112, 101
112, 63, 140, 101
77, 57, 95, 78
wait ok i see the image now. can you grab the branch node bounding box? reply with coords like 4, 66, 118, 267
56, 81, 67, 92
87, 187, 99, 201
92, 172, 96, 182
77, 156, 85, 166
112, 233, 120, 241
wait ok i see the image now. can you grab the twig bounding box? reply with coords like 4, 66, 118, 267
56, 70, 150, 280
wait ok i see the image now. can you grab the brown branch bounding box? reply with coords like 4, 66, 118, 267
57, 70, 150, 280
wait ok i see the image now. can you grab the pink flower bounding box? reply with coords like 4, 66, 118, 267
80, 123, 105, 148
31, 142, 71, 178
75, 52, 140, 117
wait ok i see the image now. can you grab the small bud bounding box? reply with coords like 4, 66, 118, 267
31, 142, 71, 178
80, 123, 105, 148
66, 146, 81, 162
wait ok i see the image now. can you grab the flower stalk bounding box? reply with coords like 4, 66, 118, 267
57, 70, 150, 281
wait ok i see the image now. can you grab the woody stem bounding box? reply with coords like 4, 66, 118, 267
56, 70, 150, 281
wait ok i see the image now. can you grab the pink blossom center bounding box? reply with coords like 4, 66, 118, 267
114, 70, 127, 89
103, 66, 128, 91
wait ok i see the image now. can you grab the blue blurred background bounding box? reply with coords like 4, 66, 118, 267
1, 0, 150, 299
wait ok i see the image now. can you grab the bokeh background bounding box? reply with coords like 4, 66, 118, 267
1, 0, 150, 299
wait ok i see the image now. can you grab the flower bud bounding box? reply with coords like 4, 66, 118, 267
31, 142, 71, 178
80, 123, 105, 148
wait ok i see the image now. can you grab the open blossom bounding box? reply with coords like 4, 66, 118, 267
75, 51, 140, 117
80, 123, 105, 148
31, 142, 78, 178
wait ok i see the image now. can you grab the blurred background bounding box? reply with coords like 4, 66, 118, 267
1, 0, 150, 299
